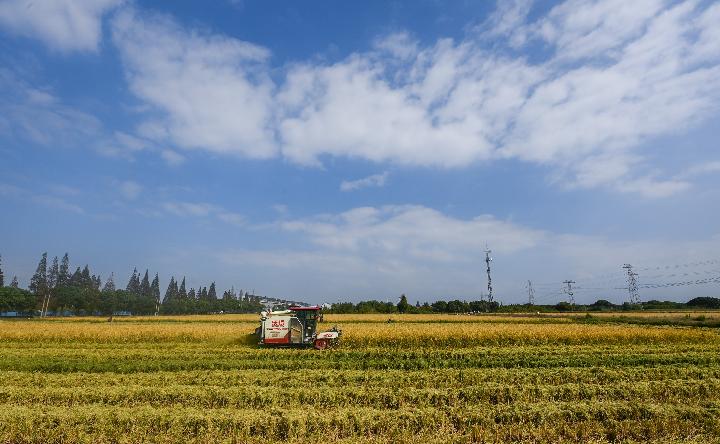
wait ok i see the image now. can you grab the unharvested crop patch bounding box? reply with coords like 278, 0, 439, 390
1, 314, 719, 443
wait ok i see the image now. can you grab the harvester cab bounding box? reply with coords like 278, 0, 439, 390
256, 306, 341, 350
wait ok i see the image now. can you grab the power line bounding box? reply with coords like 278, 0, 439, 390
637, 258, 720, 272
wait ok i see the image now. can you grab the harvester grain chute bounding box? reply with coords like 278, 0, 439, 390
255, 306, 341, 350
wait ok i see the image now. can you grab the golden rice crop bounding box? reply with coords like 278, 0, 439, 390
1, 313, 719, 443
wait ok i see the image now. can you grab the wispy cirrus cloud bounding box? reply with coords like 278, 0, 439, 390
340, 172, 389, 192
213, 204, 720, 303
118, 180, 142, 200
0, 182, 85, 214
0, 0, 124, 52
161, 201, 245, 226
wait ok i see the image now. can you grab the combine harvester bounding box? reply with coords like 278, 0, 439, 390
256, 306, 341, 350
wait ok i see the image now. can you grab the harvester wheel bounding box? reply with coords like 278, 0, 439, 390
314, 339, 328, 350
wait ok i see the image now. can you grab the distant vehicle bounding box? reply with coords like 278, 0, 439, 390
255, 306, 341, 350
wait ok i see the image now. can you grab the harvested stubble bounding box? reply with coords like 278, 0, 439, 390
0, 314, 719, 443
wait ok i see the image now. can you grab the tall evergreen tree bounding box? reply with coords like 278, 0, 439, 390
92, 275, 101, 290
208, 282, 217, 300
103, 273, 116, 293
48, 256, 59, 291
29, 252, 49, 314
0, 254, 4, 287
81, 265, 92, 289
200, 287, 209, 300
58, 253, 70, 287
163, 277, 177, 303
151, 273, 160, 303
29, 252, 48, 297
126, 268, 141, 294
140, 270, 151, 298
70, 267, 82, 286
178, 277, 187, 299
10, 276, 18, 288
188, 288, 196, 300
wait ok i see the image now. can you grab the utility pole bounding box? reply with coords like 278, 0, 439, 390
622, 264, 640, 304
527, 280, 535, 305
563, 280, 575, 305
485, 248, 493, 303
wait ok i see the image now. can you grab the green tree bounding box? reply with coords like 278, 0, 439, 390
29, 252, 48, 312
92, 274, 101, 290
80, 265, 92, 289
102, 273, 116, 293
431, 300, 448, 312
686, 297, 720, 309
178, 277, 187, 299
163, 277, 177, 304
126, 268, 141, 295
48, 256, 59, 292
0, 287, 35, 312
151, 273, 160, 309
140, 270, 151, 298
58, 253, 70, 287
99, 284, 118, 319
0, 254, 4, 287
555, 301, 573, 312
10, 276, 18, 288
397, 294, 409, 313
69, 267, 81, 287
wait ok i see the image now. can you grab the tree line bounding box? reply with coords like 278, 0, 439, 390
2, 253, 719, 316
0, 253, 264, 316
327, 295, 720, 314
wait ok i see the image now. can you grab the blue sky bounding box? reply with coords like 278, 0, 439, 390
1, 0, 719, 305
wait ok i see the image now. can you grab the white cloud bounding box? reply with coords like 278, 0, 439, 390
0, 69, 104, 147
103, 0, 720, 196
161, 149, 185, 166
118, 180, 142, 200
373, 32, 418, 60
281, 205, 544, 260
162, 201, 244, 226
615, 176, 691, 198
275, 0, 719, 194
111, 8, 277, 159
678, 161, 720, 179
478, 0, 534, 47
536, 0, 665, 61
97, 131, 150, 158
0, 182, 84, 214
0, 69, 154, 162
210, 204, 720, 303
0, 0, 123, 52
340, 172, 389, 191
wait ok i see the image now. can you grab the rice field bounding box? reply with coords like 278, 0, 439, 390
1, 313, 719, 443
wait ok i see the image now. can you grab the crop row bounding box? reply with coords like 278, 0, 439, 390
2, 379, 719, 409
2, 342, 718, 372
1, 402, 718, 443
3, 365, 720, 390
2, 320, 717, 345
